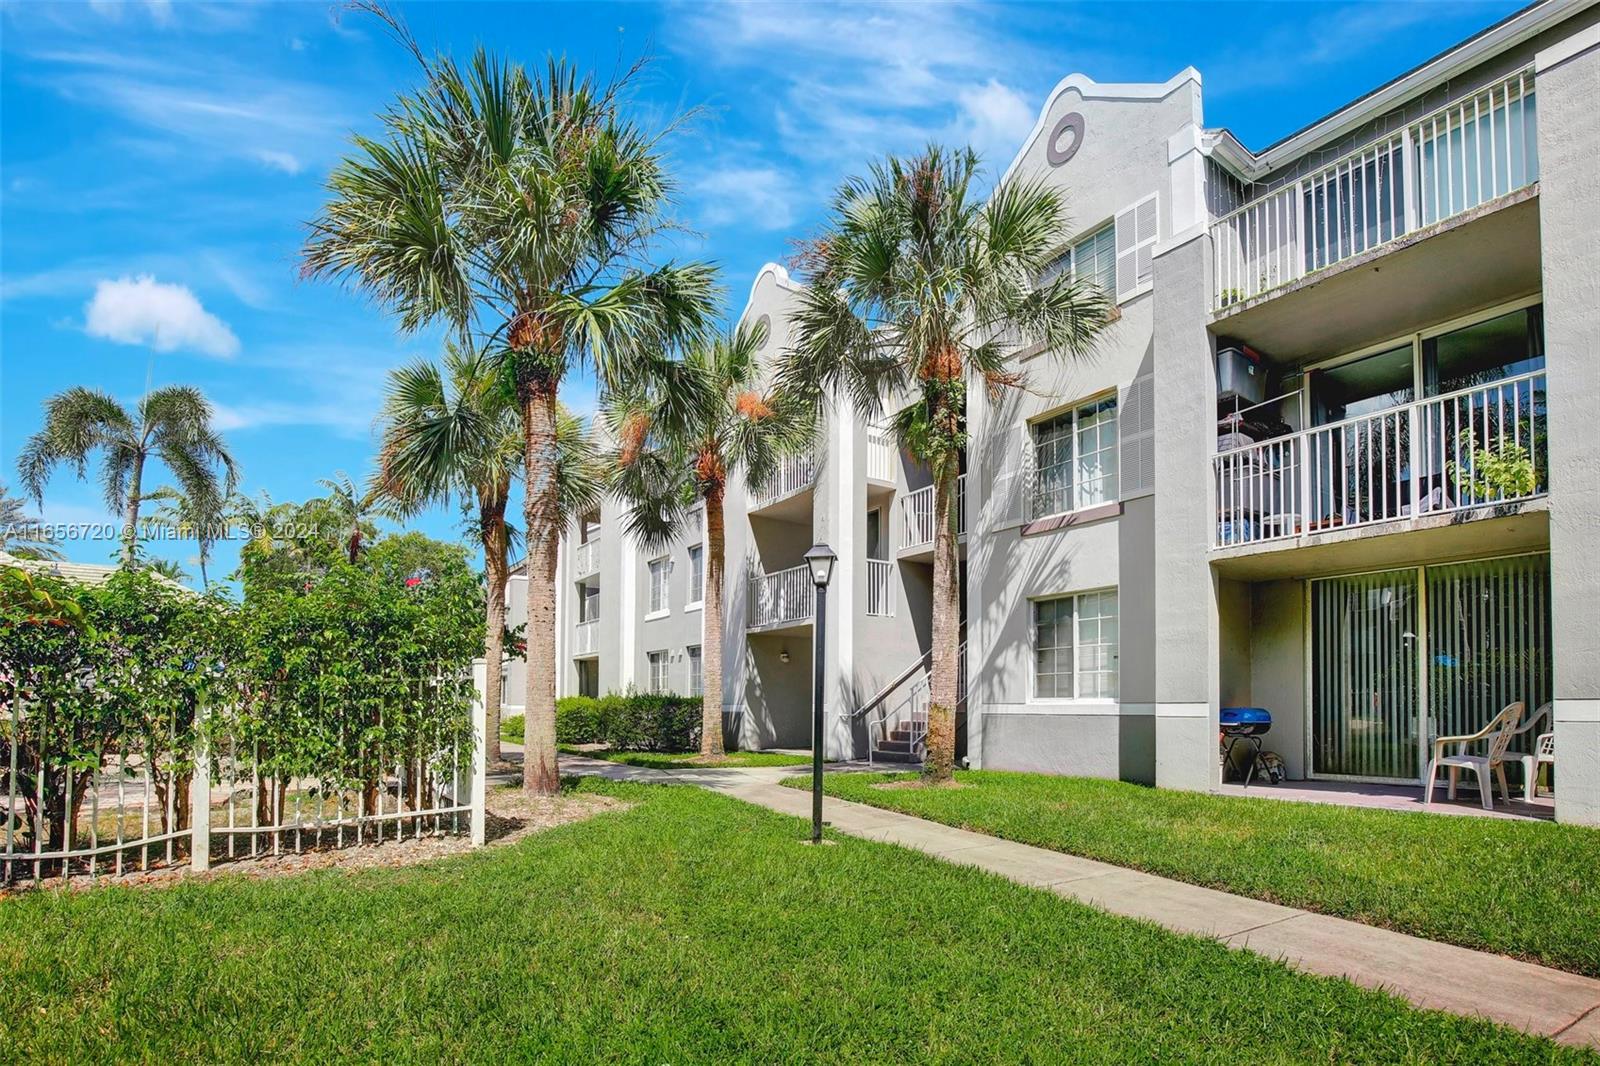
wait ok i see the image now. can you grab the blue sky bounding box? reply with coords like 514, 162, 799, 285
0, 0, 1527, 585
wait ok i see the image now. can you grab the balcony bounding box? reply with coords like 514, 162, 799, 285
747, 563, 814, 630
899, 474, 966, 556
866, 558, 894, 617
866, 429, 896, 484
573, 619, 599, 658
574, 538, 600, 578
1213, 372, 1547, 553
750, 451, 818, 514
1210, 71, 1537, 316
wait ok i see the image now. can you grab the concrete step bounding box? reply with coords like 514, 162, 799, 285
871, 747, 922, 764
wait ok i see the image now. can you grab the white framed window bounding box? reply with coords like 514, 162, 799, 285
1032, 589, 1118, 701
1114, 194, 1158, 302
578, 582, 600, 623
647, 556, 670, 616
687, 644, 703, 696
1030, 396, 1118, 519
1040, 222, 1116, 297
686, 544, 704, 608
647, 650, 670, 694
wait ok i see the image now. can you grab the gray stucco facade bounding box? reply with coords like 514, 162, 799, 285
487, 0, 1600, 824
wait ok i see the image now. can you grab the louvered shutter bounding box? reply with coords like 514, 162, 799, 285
1114, 194, 1159, 302
1118, 373, 1156, 499
988, 423, 1035, 530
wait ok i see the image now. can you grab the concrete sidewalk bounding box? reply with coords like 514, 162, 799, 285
557, 756, 1600, 1049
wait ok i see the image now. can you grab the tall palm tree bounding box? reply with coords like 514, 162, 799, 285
779, 146, 1112, 782
374, 343, 523, 762
17, 386, 237, 565
0, 482, 63, 560
314, 473, 381, 567
144, 483, 227, 588
609, 323, 812, 758
303, 23, 717, 793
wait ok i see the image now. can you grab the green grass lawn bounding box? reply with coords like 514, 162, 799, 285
794, 770, 1600, 977
1, 780, 1587, 1063
557, 744, 812, 769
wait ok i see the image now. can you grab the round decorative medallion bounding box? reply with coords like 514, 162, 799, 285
1046, 112, 1086, 167
753, 314, 772, 348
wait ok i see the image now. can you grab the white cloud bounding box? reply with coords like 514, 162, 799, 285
951, 80, 1035, 170
251, 149, 302, 175
691, 166, 798, 231
84, 275, 240, 358
87, 0, 173, 26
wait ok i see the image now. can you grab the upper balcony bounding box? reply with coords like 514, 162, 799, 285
899, 474, 966, 563
573, 537, 600, 578
1209, 71, 1539, 359
746, 562, 814, 632
1212, 370, 1548, 570
749, 450, 819, 520
573, 618, 599, 658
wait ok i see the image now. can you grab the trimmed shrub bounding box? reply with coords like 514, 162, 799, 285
550, 693, 700, 752
555, 697, 602, 744
499, 713, 524, 743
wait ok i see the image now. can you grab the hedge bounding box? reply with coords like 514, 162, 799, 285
555, 694, 700, 752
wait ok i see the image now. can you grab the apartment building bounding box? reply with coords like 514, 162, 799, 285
501, 0, 1600, 824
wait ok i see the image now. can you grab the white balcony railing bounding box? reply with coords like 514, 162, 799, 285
867, 430, 895, 482
752, 451, 818, 509
747, 563, 814, 629
573, 619, 599, 657
574, 539, 600, 577
1214, 372, 1547, 548
1211, 70, 1536, 310
866, 558, 894, 617
900, 474, 966, 551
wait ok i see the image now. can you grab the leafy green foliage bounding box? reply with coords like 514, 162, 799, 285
0, 782, 1579, 1063
0, 483, 62, 561
551, 694, 699, 752
1453, 430, 1539, 501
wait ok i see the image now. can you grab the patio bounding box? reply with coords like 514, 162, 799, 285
1217, 778, 1555, 822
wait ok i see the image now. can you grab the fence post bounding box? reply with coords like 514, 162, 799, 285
190, 699, 211, 873
470, 661, 487, 847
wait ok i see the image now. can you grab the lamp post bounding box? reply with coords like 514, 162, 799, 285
803, 543, 836, 844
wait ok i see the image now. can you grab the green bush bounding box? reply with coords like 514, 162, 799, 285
551, 693, 699, 752
555, 696, 602, 744
499, 713, 524, 743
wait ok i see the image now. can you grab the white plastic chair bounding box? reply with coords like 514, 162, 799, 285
1424, 702, 1524, 811
1506, 703, 1553, 800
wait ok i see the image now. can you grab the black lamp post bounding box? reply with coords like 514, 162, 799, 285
803, 543, 836, 844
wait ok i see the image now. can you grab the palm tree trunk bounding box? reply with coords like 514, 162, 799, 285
480, 496, 510, 765
521, 383, 561, 795
120, 458, 144, 565
924, 466, 960, 782
700, 486, 726, 758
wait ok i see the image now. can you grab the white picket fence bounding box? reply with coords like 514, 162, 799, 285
2, 676, 487, 885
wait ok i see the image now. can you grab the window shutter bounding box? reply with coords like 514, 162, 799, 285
1114, 194, 1159, 303
1118, 373, 1156, 499
988, 423, 1034, 530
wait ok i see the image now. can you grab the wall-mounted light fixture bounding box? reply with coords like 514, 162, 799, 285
780, 648, 790, 663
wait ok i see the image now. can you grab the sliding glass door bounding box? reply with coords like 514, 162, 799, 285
1310, 554, 1552, 782
1311, 570, 1420, 780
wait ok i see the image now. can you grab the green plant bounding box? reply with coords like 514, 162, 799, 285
16, 385, 236, 564
303, 18, 718, 795
779, 146, 1112, 782
607, 322, 814, 758
1452, 429, 1538, 501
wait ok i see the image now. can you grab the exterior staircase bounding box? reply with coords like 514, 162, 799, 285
852, 636, 967, 765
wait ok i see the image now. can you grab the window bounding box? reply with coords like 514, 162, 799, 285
647, 557, 670, 615
1422, 304, 1544, 397
1031, 396, 1118, 518
1038, 223, 1116, 297
648, 650, 670, 694
866, 508, 884, 560
686, 544, 704, 607
687, 644, 703, 696
1033, 590, 1118, 700
578, 582, 600, 623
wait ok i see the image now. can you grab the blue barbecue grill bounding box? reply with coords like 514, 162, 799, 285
1220, 707, 1273, 787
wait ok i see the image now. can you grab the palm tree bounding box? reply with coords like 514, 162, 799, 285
144, 484, 227, 588
374, 343, 523, 762
314, 473, 382, 567
303, 23, 717, 794
0, 482, 62, 560
779, 146, 1112, 782
17, 386, 237, 565
609, 323, 812, 758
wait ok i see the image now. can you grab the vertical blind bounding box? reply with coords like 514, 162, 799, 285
1311, 554, 1552, 781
